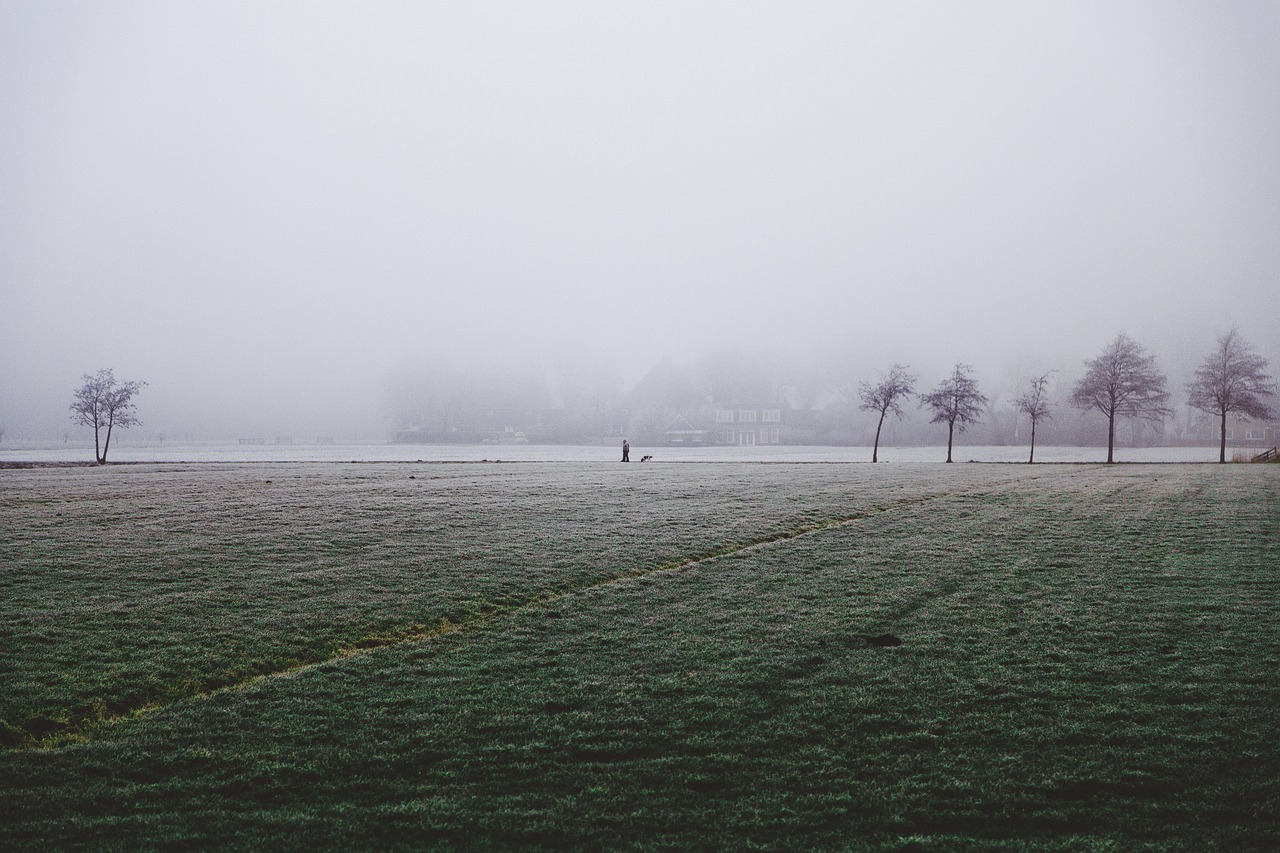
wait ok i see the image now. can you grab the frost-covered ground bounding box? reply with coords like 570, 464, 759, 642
0, 439, 1244, 464
2, 461, 1277, 849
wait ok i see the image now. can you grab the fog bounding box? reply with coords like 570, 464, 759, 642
3, 2, 1279, 440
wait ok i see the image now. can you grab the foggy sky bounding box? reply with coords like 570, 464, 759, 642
3, 1, 1279, 438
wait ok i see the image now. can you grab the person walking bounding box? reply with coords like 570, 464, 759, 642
622, 439, 630, 462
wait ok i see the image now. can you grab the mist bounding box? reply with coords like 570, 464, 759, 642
3, 1, 1279, 441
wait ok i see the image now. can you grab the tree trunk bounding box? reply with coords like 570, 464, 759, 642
94, 423, 102, 464
1219, 409, 1228, 463
102, 413, 114, 464
946, 421, 954, 463
1028, 418, 1036, 464
872, 411, 886, 463
1106, 411, 1115, 464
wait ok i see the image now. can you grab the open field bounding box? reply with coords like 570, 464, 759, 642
1, 461, 1278, 849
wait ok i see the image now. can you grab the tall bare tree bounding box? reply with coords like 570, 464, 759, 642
1014, 373, 1054, 464
1070, 332, 1170, 464
920, 363, 987, 463
1186, 326, 1275, 462
858, 364, 917, 462
70, 369, 146, 463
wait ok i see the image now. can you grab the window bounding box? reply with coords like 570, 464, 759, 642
765, 427, 780, 443
716, 410, 734, 423
738, 410, 757, 422
762, 409, 781, 423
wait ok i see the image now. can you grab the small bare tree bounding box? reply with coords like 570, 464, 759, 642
70, 369, 146, 463
1186, 327, 1275, 462
1014, 373, 1054, 464
920, 363, 987, 463
858, 364, 917, 462
1070, 332, 1170, 464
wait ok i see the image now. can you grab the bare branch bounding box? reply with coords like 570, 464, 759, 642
69, 369, 146, 463
1186, 326, 1276, 462
857, 364, 917, 462
919, 363, 987, 463
1070, 332, 1170, 463
1014, 372, 1054, 463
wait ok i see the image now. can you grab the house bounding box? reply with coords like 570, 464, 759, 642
1224, 417, 1280, 445
663, 415, 708, 446
712, 407, 785, 446
620, 357, 792, 446
621, 358, 708, 444
393, 404, 550, 444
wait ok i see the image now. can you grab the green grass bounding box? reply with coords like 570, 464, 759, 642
1, 461, 1277, 849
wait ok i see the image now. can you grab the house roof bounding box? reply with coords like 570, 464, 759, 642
624, 357, 705, 409
664, 415, 706, 434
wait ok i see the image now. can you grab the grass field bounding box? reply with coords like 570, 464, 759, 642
1, 461, 1277, 849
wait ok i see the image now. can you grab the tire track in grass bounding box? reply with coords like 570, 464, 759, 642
13, 468, 1089, 751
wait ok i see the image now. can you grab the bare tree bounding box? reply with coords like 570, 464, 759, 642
1069, 332, 1170, 464
920, 363, 987, 463
1014, 373, 1054, 464
1186, 326, 1275, 463
70, 369, 146, 463
858, 364, 917, 462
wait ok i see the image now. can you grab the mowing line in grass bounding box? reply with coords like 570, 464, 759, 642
14, 488, 974, 752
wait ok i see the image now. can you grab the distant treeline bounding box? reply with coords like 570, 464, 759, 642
386, 331, 1277, 453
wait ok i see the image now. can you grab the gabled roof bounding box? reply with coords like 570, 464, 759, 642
664, 415, 706, 434
624, 357, 705, 409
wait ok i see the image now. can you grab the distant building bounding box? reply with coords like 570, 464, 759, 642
1224, 417, 1280, 445
663, 415, 708, 446
621, 358, 708, 445
712, 407, 785, 446
393, 405, 547, 444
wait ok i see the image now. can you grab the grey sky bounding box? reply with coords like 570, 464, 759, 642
3, 1, 1279, 437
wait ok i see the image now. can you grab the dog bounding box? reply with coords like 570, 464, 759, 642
640, 455, 653, 462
